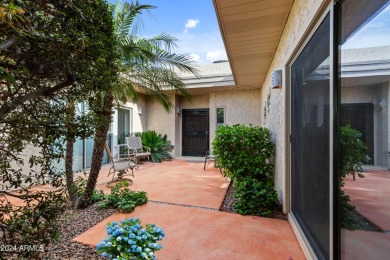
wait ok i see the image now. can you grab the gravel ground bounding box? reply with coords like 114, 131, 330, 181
348, 209, 381, 232
44, 204, 116, 260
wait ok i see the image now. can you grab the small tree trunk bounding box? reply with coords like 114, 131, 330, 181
77, 94, 113, 208
64, 101, 78, 206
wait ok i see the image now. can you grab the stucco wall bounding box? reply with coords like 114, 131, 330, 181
209, 89, 262, 146
260, 0, 329, 207
146, 94, 177, 155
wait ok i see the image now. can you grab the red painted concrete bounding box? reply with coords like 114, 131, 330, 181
341, 229, 390, 259
96, 160, 230, 209
74, 203, 305, 260
343, 170, 390, 231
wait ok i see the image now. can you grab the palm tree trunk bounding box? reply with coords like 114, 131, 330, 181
77, 94, 114, 208
64, 101, 78, 206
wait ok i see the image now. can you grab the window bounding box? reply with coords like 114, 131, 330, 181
338, 1, 390, 259
216, 108, 224, 128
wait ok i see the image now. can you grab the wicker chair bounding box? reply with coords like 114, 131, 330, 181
104, 144, 138, 186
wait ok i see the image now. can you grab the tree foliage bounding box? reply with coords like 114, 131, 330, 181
76, 0, 197, 208
0, 0, 117, 257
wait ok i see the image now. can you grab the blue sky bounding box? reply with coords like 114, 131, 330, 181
107, 0, 227, 64
343, 4, 390, 49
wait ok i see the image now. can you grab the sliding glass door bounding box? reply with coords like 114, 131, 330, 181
338, 0, 390, 259
290, 13, 331, 259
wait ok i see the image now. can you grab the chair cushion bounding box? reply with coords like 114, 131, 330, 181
135, 152, 151, 158
115, 161, 135, 171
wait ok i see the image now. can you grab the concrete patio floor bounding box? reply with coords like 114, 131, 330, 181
96, 159, 229, 209
342, 169, 390, 258
343, 169, 390, 231
75, 159, 305, 259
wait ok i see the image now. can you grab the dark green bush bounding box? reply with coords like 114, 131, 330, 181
139, 130, 174, 162
212, 124, 275, 182
341, 125, 368, 180
340, 125, 368, 229
99, 183, 148, 213
233, 177, 279, 216
213, 124, 279, 216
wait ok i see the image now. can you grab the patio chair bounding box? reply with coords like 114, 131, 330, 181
204, 150, 218, 170
126, 136, 151, 163
104, 144, 138, 186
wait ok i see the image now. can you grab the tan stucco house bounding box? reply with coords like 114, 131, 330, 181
108, 1, 390, 259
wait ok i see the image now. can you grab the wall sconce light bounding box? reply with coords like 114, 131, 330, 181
138, 107, 143, 115
271, 70, 282, 89
379, 99, 387, 109
175, 106, 181, 114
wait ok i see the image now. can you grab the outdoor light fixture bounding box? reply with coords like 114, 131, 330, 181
271, 70, 282, 89
176, 106, 181, 114
379, 99, 387, 109
138, 107, 143, 115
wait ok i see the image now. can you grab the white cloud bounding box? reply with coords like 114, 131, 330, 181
185, 18, 200, 29
171, 30, 227, 64
206, 49, 227, 62
184, 19, 200, 33
189, 53, 200, 63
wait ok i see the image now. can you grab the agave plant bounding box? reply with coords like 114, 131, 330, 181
140, 130, 174, 162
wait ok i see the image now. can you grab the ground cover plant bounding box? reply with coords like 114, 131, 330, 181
97, 218, 165, 260
213, 124, 280, 217
99, 181, 148, 213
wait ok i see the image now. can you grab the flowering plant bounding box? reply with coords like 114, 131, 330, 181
96, 218, 165, 260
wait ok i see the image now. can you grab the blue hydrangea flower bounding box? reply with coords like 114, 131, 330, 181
112, 221, 118, 226
141, 253, 147, 258
104, 238, 110, 242
117, 236, 122, 241
142, 235, 147, 240
129, 233, 136, 239
136, 236, 141, 240
149, 252, 154, 257
106, 242, 112, 247
124, 237, 128, 241
145, 248, 151, 253
136, 247, 142, 253
102, 252, 108, 257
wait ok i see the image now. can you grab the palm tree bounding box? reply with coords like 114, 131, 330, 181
75, 0, 197, 208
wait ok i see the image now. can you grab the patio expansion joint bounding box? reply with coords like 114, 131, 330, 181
148, 200, 219, 211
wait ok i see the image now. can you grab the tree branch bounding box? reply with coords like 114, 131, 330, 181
0, 35, 17, 52
0, 76, 76, 120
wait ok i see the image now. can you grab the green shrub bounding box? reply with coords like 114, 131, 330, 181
341, 125, 368, 180
73, 176, 106, 203
139, 130, 174, 162
340, 125, 368, 229
212, 124, 275, 182
233, 177, 279, 216
99, 183, 148, 213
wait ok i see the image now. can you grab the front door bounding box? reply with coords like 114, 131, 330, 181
182, 109, 209, 156
341, 103, 374, 164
